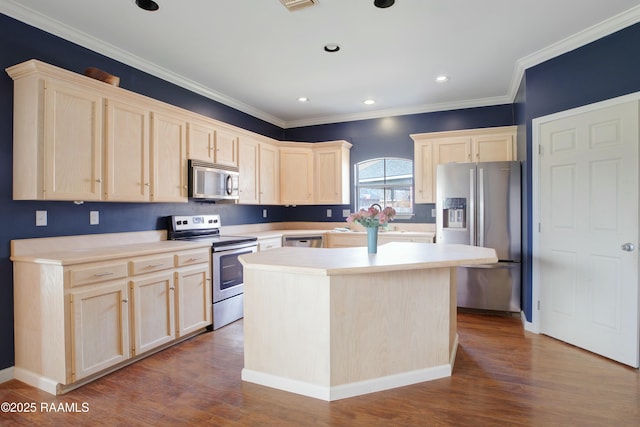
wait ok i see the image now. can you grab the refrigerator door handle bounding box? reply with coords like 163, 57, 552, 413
469, 168, 475, 246
478, 167, 485, 247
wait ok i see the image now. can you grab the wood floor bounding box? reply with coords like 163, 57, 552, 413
1, 312, 638, 426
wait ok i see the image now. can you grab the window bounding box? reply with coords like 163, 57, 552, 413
354, 157, 413, 218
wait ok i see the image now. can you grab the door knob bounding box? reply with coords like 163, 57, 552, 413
621, 243, 635, 252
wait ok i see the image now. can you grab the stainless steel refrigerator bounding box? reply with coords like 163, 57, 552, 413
436, 161, 521, 312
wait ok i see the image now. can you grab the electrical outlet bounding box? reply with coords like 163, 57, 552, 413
342, 209, 351, 218
90, 211, 99, 225
431, 208, 436, 217
326, 209, 332, 217
35, 210, 47, 226
262, 208, 268, 218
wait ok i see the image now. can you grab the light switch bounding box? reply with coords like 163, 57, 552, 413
35, 210, 47, 226
342, 209, 351, 218
263, 209, 268, 218
90, 211, 99, 225
326, 209, 332, 217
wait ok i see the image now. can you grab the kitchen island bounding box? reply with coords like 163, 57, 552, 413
239, 242, 497, 401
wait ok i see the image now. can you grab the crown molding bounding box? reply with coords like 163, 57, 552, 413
282, 95, 513, 129
2, 1, 640, 130
0, 0, 287, 128
506, 4, 640, 103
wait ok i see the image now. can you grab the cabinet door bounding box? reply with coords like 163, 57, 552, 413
238, 137, 260, 204
130, 271, 176, 355
414, 141, 434, 203
473, 134, 514, 162
434, 138, 472, 164
314, 147, 349, 204
43, 79, 102, 201
214, 128, 239, 167
187, 121, 215, 163
280, 147, 314, 205
259, 143, 280, 205
175, 264, 211, 336
104, 98, 150, 201
70, 281, 130, 381
326, 233, 366, 248
151, 112, 187, 202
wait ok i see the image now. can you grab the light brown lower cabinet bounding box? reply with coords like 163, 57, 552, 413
13, 247, 211, 395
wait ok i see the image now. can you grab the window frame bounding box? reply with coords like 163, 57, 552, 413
353, 157, 414, 220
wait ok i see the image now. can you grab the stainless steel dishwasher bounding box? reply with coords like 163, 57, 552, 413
282, 235, 324, 248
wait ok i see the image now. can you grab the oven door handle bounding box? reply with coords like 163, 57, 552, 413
213, 242, 258, 253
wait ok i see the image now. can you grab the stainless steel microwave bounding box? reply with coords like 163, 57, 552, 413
188, 159, 239, 201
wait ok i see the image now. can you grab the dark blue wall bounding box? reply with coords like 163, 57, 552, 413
520, 22, 640, 322
283, 105, 515, 223
2, 10, 640, 372
0, 14, 290, 370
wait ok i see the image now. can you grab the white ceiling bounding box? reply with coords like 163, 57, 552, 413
2, 0, 640, 128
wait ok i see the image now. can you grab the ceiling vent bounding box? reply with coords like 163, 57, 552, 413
280, 0, 318, 12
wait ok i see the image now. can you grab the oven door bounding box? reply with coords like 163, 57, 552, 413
212, 245, 257, 303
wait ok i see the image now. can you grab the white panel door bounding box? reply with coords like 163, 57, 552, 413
539, 100, 639, 367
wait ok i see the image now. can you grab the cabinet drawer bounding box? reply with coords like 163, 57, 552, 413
130, 254, 175, 276
175, 249, 210, 267
258, 237, 282, 251
70, 262, 129, 287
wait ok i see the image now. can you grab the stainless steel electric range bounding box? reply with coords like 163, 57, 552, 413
168, 214, 257, 330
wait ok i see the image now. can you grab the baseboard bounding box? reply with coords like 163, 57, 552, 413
13, 367, 59, 395
450, 333, 459, 368
521, 310, 539, 333
0, 366, 14, 384
242, 363, 453, 402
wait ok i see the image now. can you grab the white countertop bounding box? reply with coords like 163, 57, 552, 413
237, 229, 435, 240
239, 242, 496, 276
10, 240, 211, 266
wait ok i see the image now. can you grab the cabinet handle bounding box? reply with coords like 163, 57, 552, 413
187, 257, 202, 262
96, 179, 102, 183
144, 182, 150, 187
122, 298, 128, 303
93, 272, 114, 277
147, 263, 165, 268
169, 286, 175, 290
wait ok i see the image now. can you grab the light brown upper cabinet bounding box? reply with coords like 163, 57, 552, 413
187, 121, 238, 168
213, 127, 239, 168
279, 141, 351, 205
238, 137, 260, 204
313, 142, 351, 205
7, 59, 349, 205
412, 126, 517, 203
104, 97, 150, 202
11, 75, 104, 201
280, 144, 314, 205
150, 110, 188, 202
238, 136, 281, 205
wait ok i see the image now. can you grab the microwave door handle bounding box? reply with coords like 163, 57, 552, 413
225, 175, 232, 195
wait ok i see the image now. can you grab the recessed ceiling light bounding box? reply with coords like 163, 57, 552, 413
136, 0, 159, 11
363, 99, 376, 105
324, 44, 340, 53
436, 75, 449, 83
374, 0, 395, 8
298, 97, 309, 102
